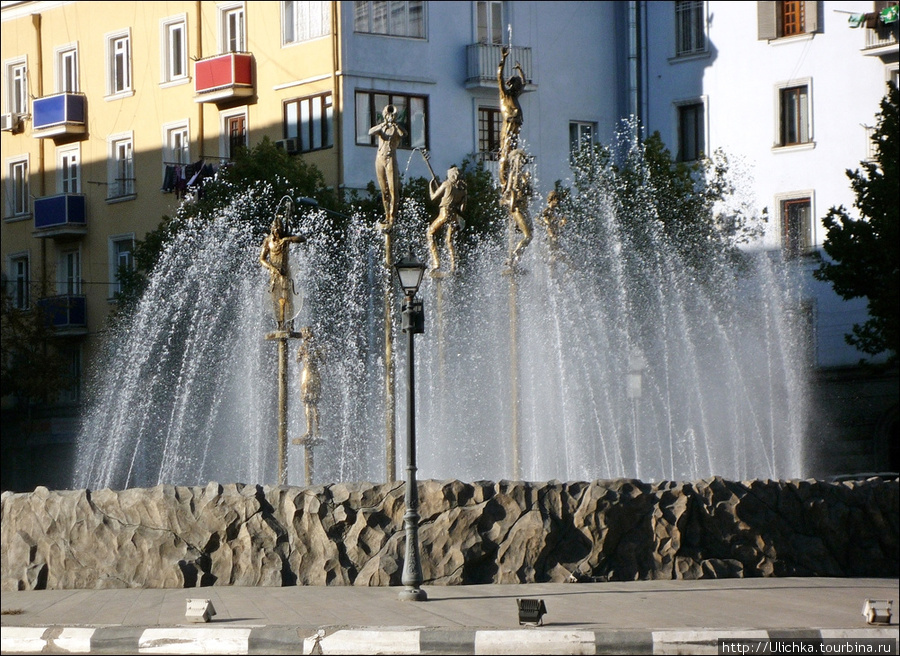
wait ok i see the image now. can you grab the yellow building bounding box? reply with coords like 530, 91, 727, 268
1, 6, 342, 359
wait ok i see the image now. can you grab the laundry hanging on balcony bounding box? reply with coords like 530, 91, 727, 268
881, 4, 898, 24
847, 13, 866, 28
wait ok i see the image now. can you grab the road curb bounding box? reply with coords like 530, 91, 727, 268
1, 625, 897, 654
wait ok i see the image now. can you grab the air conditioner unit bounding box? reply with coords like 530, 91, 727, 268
275, 138, 299, 154
1, 113, 22, 132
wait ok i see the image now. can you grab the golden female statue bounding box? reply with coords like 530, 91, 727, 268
497, 47, 526, 189
259, 206, 305, 331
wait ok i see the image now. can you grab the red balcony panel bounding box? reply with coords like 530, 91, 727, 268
195, 53, 255, 103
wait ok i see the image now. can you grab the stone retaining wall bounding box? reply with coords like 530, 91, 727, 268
2, 477, 897, 591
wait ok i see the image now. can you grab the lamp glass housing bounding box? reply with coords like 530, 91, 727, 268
395, 253, 426, 296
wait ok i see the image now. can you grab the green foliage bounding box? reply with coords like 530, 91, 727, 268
0, 289, 68, 406
814, 83, 899, 362
569, 129, 765, 275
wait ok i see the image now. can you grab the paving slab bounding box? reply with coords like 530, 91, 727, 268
1, 577, 897, 654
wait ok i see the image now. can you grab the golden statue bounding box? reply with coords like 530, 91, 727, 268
503, 148, 533, 267
497, 46, 526, 188
541, 190, 566, 254
369, 104, 407, 233
426, 163, 467, 274
296, 326, 325, 442
259, 203, 305, 331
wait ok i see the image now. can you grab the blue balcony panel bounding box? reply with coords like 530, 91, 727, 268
38, 295, 87, 334
33, 194, 87, 238
32, 93, 87, 138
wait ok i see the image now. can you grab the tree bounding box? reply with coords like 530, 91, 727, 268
814, 83, 898, 363
113, 137, 333, 318
0, 289, 69, 407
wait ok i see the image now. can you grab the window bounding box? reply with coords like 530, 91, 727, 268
58, 344, 82, 405
356, 91, 427, 149
56, 45, 79, 93
164, 123, 190, 165
107, 30, 132, 96
227, 114, 247, 158
781, 197, 812, 258
221, 5, 246, 53
7, 157, 29, 217
477, 1, 503, 44
569, 121, 596, 156
162, 17, 188, 83
354, 1, 425, 38
778, 84, 810, 146
677, 102, 705, 162
283, 1, 331, 44
108, 134, 134, 199
57, 146, 81, 193
285, 93, 333, 152
757, 1, 818, 40
675, 1, 706, 56
5, 59, 28, 115
109, 235, 135, 298
478, 107, 502, 160
8, 254, 30, 310
58, 248, 82, 296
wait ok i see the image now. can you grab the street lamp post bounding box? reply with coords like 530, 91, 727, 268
394, 252, 427, 602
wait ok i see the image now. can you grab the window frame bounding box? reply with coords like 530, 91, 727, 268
478, 106, 502, 161
569, 120, 597, 158
109, 233, 135, 299
106, 29, 133, 98
355, 90, 428, 150
476, 1, 504, 45
757, 1, 818, 41
776, 192, 815, 259
282, 1, 331, 45
6, 155, 30, 218
220, 3, 247, 54
8, 252, 31, 310
353, 1, 426, 39
57, 246, 82, 296
107, 132, 135, 200
675, 99, 706, 162
57, 144, 81, 194
775, 80, 812, 148
55, 44, 79, 93
161, 15, 189, 85
4, 57, 28, 116
220, 107, 249, 159
675, 0, 707, 57
163, 121, 191, 166
284, 92, 334, 153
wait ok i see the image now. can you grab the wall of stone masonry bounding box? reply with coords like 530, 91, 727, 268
2, 477, 897, 591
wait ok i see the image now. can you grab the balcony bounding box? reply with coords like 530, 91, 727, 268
194, 52, 255, 103
32, 93, 86, 138
465, 44, 535, 91
33, 194, 87, 239
38, 295, 87, 334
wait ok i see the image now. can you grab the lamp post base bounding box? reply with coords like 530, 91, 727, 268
399, 587, 427, 602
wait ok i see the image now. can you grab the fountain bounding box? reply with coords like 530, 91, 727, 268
72, 120, 807, 491
73, 44, 807, 490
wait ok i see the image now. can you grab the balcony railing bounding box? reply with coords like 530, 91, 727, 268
32, 93, 87, 138
38, 294, 87, 333
465, 44, 534, 90
195, 52, 255, 103
33, 194, 87, 238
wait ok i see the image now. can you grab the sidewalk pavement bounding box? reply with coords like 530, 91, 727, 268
1, 577, 897, 654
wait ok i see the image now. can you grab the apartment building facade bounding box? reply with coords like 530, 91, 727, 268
2, 1, 897, 488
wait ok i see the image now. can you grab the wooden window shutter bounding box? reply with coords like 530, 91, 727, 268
804, 1, 818, 33
757, 1, 778, 40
